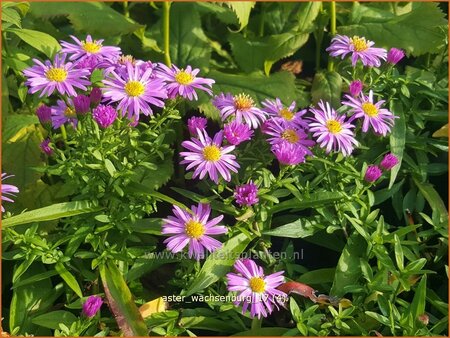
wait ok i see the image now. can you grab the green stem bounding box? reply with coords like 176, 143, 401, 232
251, 317, 262, 331
258, 3, 266, 37
163, 1, 172, 67
327, 1, 337, 72
123, 1, 130, 18
60, 124, 68, 143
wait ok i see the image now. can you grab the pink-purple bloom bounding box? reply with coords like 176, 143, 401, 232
90, 87, 103, 106
162, 203, 227, 260
364, 165, 382, 182
180, 129, 239, 183
1, 173, 19, 212
380, 153, 399, 170
263, 119, 314, 156
261, 98, 309, 130
271, 143, 307, 165
157, 64, 214, 100
326, 35, 387, 67
51, 99, 78, 129
82, 295, 103, 317
224, 121, 254, 146
73, 94, 90, 115
342, 90, 396, 136
226, 259, 287, 319
23, 53, 90, 97
309, 100, 358, 156
349, 80, 363, 97
234, 181, 259, 206
187, 116, 208, 136
40, 139, 53, 156
102, 63, 167, 120
387, 48, 405, 65
92, 105, 118, 129
61, 35, 121, 64
36, 104, 52, 127
213, 93, 266, 129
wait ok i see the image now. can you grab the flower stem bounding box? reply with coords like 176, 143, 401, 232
60, 124, 68, 143
251, 317, 262, 331
163, 1, 172, 67
327, 1, 337, 72
123, 1, 130, 18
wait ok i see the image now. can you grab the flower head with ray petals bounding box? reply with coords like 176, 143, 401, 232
271, 143, 307, 165
224, 121, 254, 146
326, 35, 387, 67
226, 259, 287, 319
180, 129, 240, 183
102, 63, 167, 120
309, 100, 358, 156
261, 98, 309, 130
1, 173, 19, 212
213, 93, 266, 129
342, 90, 396, 136
162, 203, 227, 260
61, 35, 121, 63
51, 99, 78, 129
23, 53, 90, 97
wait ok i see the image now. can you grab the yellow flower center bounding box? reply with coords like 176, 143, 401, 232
249, 277, 266, 293
234, 93, 254, 110
124, 81, 145, 97
82, 41, 102, 54
279, 108, 294, 121
202, 145, 221, 162
281, 129, 299, 144
185, 219, 205, 239
350, 36, 368, 52
362, 102, 378, 117
64, 107, 76, 118
326, 120, 342, 134
175, 70, 194, 85
45, 68, 68, 82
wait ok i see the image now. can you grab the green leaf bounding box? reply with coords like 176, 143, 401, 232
409, 275, 427, 327
338, 2, 447, 56
169, 3, 211, 68
226, 2, 255, 31
2, 200, 102, 228
331, 234, 366, 297
99, 261, 148, 336
413, 178, 448, 224
298, 268, 336, 285
55, 263, 83, 298
388, 101, 405, 189
296, 2, 322, 32
138, 156, 174, 190
129, 218, 163, 235
2, 6, 21, 28
104, 159, 116, 177
29, 2, 142, 37
184, 232, 253, 296
311, 71, 342, 108
365, 311, 392, 326
8, 28, 60, 58
263, 215, 325, 238
231, 327, 290, 336
374, 179, 404, 205
393, 234, 404, 271
270, 191, 345, 214
32, 311, 77, 330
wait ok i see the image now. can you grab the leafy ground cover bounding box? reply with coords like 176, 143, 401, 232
1, 1, 448, 336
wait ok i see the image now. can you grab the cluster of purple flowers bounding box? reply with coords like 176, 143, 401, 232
364, 153, 399, 183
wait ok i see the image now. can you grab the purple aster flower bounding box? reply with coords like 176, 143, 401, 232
180, 129, 240, 184
271, 143, 307, 165
82, 295, 103, 317
74, 55, 99, 73
36, 104, 52, 127
226, 259, 287, 319
213, 93, 266, 129
234, 181, 259, 206
349, 80, 363, 97
187, 116, 208, 136
61, 35, 121, 63
1, 173, 19, 212
23, 53, 90, 97
162, 203, 227, 260
263, 119, 314, 156
102, 63, 168, 120
51, 99, 78, 129
387, 48, 405, 65
73, 94, 90, 115
156, 64, 215, 100
380, 153, 399, 171
364, 165, 382, 182
342, 90, 396, 136
92, 105, 118, 129
40, 139, 53, 156
326, 35, 387, 67
261, 98, 309, 130
309, 100, 358, 156
224, 121, 254, 146
90, 87, 103, 107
